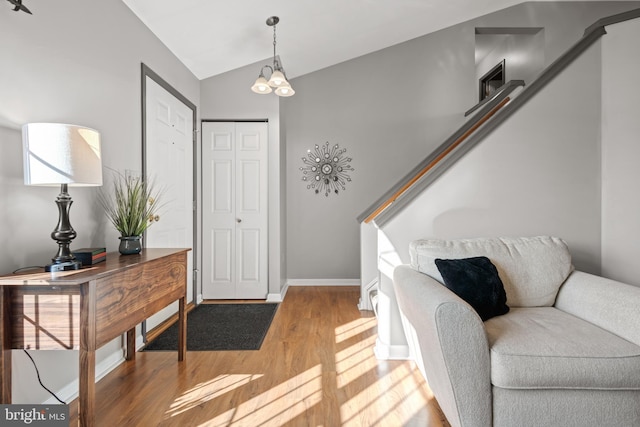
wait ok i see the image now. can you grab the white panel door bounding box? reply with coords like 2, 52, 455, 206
206, 122, 235, 296
202, 122, 268, 299
144, 76, 194, 329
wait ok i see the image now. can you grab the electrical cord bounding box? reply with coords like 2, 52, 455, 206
12, 268, 66, 403
12, 266, 44, 274
22, 350, 67, 405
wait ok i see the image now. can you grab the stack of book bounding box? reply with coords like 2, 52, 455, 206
72, 248, 107, 266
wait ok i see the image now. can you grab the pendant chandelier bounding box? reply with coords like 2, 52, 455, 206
251, 16, 295, 97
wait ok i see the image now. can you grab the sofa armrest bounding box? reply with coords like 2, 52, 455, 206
555, 271, 640, 346
393, 265, 491, 427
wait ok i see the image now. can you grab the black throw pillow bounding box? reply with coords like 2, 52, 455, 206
434, 256, 509, 321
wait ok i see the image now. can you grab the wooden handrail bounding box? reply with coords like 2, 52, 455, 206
363, 96, 511, 224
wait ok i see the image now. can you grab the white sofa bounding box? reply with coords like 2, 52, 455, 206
393, 236, 640, 427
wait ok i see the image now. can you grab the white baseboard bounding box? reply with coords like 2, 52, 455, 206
267, 279, 358, 302
373, 338, 410, 361
286, 279, 360, 287
267, 282, 288, 302
358, 278, 378, 311
43, 348, 125, 405
137, 334, 146, 351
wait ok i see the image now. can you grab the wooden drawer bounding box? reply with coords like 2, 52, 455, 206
94, 251, 187, 347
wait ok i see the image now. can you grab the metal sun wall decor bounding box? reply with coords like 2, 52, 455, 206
300, 141, 354, 196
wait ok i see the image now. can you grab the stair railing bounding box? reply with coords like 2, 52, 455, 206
358, 7, 640, 227
357, 80, 524, 225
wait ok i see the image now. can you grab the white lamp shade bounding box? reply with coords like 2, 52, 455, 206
268, 70, 287, 87
22, 123, 103, 187
275, 81, 295, 97
251, 76, 273, 94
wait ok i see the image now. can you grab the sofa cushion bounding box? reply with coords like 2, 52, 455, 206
435, 256, 509, 321
485, 307, 640, 390
409, 236, 573, 307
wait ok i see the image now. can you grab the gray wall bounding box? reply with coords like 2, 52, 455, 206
383, 39, 603, 272
1, 0, 199, 403
282, 1, 640, 280
601, 18, 640, 287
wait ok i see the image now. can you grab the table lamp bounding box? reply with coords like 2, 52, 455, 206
22, 123, 103, 272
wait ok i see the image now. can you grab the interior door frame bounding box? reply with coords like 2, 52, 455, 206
141, 63, 199, 327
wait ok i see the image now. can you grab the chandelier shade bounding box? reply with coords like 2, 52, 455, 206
275, 81, 295, 97
251, 70, 273, 94
267, 69, 286, 87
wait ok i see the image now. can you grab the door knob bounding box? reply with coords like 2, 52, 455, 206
236, 218, 242, 223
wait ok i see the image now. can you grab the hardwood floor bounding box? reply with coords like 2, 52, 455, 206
69, 286, 449, 426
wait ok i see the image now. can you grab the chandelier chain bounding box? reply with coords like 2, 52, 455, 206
273, 24, 277, 62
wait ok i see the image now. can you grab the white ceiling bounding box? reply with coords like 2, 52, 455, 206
122, 0, 609, 80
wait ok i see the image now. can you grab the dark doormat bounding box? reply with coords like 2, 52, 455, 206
143, 303, 278, 351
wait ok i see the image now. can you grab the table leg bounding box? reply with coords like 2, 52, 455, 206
79, 348, 95, 427
178, 296, 186, 361
1, 286, 11, 403
126, 328, 136, 361
79, 280, 97, 427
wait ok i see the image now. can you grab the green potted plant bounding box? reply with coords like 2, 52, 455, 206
99, 171, 163, 254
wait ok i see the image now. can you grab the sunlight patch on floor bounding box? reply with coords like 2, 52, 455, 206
335, 317, 377, 344
339, 360, 429, 426
332, 311, 433, 425
335, 334, 378, 388
372, 372, 432, 426
166, 374, 264, 418
197, 364, 323, 427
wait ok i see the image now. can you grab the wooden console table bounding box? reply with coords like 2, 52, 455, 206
0, 248, 190, 427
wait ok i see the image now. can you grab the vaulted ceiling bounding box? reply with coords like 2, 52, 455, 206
122, 0, 619, 80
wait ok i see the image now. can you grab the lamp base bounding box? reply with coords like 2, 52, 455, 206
45, 183, 82, 273
45, 260, 82, 272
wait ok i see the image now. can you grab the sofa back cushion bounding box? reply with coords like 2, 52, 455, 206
409, 236, 573, 307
